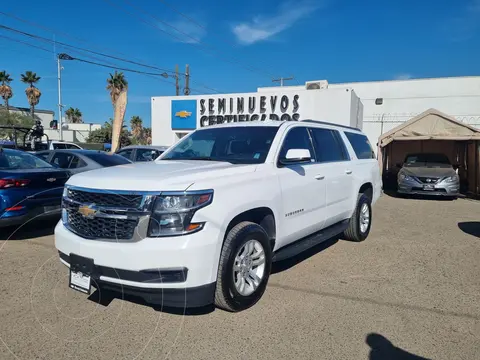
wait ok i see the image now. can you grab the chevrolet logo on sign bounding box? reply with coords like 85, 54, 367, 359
78, 205, 97, 219
175, 110, 192, 118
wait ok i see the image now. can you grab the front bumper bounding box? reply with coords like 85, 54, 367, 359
0, 205, 61, 228
55, 221, 221, 307
397, 179, 459, 196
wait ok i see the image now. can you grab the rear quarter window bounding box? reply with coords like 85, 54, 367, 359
344, 132, 376, 159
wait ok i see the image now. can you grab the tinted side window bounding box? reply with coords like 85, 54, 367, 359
310, 128, 348, 163
345, 132, 375, 159
69, 155, 87, 168
53, 143, 67, 149
65, 143, 81, 149
278, 127, 315, 162
36, 153, 50, 161
52, 152, 73, 168
135, 149, 157, 162
117, 149, 133, 160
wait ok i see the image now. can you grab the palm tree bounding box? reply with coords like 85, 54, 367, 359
65, 107, 83, 123
106, 71, 128, 106
0, 71, 13, 111
20, 71, 41, 119
130, 115, 143, 139
143, 127, 152, 145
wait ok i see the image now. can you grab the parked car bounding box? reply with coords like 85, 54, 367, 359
116, 145, 169, 162
397, 153, 460, 198
37, 141, 83, 150
55, 120, 382, 312
35, 150, 132, 175
0, 148, 70, 228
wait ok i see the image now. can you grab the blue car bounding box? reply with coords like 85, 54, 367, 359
0, 148, 70, 228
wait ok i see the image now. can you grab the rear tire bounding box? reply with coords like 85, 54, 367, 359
214, 221, 272, 312
343, 194, 372, 242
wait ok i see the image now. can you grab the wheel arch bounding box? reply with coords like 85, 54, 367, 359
224, 207, 276, 248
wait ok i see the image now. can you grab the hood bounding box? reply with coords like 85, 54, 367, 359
401, 165, 456, 179
66, 160, 257, 191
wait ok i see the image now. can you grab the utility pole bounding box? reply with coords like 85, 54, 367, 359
57, 54, 63, 140
272, 76, 294, 87
184, 64, 190, 95
175, 64, 179, 96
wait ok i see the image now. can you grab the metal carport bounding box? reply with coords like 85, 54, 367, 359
377, 108, 480, 196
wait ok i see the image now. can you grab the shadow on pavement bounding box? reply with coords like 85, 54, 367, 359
271, 236, 339, 274
0, 218, 58, 240
366, 333, 431, 360
458, 221, 480, 238
87, 288, 215, 316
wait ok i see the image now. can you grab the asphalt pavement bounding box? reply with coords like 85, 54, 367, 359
0, 195, 479, 360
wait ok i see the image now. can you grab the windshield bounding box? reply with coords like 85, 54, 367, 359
0, 149, 54, 169
404, 153, 451, 166
161, 126, 279, 164
83, 152, 132, 167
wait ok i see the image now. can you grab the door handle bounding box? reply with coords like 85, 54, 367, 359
345, 169, 353, 175
315, 175, 325, 180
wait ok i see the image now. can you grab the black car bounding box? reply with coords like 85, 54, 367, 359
35, 150, 132, 175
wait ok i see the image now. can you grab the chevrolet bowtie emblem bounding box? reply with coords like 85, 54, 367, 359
175, 110, 192, 118
78, 205, 97, 219
46, 178, 56, 182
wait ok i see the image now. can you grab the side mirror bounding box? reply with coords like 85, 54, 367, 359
279, 149, 312, 165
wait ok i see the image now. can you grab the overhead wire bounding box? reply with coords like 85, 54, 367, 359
0, 12, 221, 93
0, 34, 210, 94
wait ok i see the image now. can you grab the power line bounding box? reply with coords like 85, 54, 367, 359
0, 13, 222, 93
0, 35, 211, 94
0, 24, 180, 75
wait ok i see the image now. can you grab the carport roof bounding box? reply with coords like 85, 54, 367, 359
378, 108, 480, 147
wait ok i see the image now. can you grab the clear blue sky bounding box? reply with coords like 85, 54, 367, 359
1, 0, 479, 128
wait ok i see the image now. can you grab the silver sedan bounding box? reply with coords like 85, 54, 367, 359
397, 153, 460, 197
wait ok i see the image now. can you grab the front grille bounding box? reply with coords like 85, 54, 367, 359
67, 210, 138, 240
67, 189, 143, 208
416, 177, 439, 184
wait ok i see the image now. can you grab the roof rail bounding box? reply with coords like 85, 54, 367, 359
301, 119, 361, 131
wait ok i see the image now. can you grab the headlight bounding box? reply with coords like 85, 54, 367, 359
398, 173, 412, 181
148, 190, 213, 237
445, 176, 458, 183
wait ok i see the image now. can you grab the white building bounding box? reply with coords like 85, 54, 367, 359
151, 76, 480, 151
0, 106, 101, 143
152, 86, 363, 145
45, 121, 101, 143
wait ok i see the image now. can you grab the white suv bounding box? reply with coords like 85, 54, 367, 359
55, 120, 382, 312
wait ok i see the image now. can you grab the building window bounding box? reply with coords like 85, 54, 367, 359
375, 98, 383, 105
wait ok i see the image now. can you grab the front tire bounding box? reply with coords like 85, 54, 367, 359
343, 194, 372, 242
214, 221, 272, 312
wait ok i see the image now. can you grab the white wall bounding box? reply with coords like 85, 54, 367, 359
329, 76, 480, 147
44, 123, 101, 142
151, 88, 362, 146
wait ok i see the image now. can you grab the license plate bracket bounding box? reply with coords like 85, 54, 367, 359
69, 254, 95, 295
423, 184, 435, 191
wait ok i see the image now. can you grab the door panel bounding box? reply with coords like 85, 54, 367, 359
275, 127, 327, 248
310, 128, 354, 226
